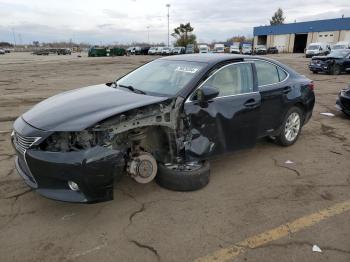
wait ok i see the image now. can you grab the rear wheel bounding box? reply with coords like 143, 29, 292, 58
276, 107, 304, 146
156, 161, 210, 191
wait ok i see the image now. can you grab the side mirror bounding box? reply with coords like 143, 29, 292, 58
197, 85, 219, 102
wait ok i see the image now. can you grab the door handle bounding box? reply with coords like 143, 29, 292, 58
244, 98, 258, 107
283, 86, 292, 94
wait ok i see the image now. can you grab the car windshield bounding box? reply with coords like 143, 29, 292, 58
308, 45, 320, 50
116, 60, 205, 96
328, 50, 350, 58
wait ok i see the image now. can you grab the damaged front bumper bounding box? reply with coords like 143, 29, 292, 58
12, 117, 125, 203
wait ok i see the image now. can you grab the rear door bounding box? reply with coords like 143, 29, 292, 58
250, 59, 291, 137
184, 62, 261, 159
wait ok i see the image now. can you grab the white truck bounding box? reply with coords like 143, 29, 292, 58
199, 45, 209, 53
305, 42, 330, 58
229, 42, 240, 54
213, 44, 225, 53
241, 43, 252, 55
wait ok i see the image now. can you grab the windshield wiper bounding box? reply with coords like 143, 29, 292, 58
118, 84, 146, 95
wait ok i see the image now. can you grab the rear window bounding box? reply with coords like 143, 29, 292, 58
277, 67, 288, 81
254, 60, 279, 86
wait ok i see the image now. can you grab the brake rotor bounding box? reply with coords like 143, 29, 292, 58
127, 152, 158, 184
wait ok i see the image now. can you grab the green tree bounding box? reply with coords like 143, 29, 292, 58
171, 23, 197, 46
270, 8, 285, 25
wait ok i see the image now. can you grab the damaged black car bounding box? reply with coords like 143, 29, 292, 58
309, 49, 350, 75
336, 86, 350, 116
11, 54, 315, 203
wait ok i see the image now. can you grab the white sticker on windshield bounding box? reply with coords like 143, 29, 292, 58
175, 66, 199, 74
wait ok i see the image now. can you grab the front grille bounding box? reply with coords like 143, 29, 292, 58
13, 131, 40, 155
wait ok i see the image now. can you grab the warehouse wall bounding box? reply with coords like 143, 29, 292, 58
339, 30, 350, 41
255, 29, 350, 53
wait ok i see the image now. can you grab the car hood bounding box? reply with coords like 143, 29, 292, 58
312, 55, 338, 61
22, 84, 168, 131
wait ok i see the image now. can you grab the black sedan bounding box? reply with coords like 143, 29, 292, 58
336, 86, 350, 116
11, 54, 315, 203
309, 49, 350, 75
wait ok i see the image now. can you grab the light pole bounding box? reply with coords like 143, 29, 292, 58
166, 4, 170, 47
147, 26, 150, 44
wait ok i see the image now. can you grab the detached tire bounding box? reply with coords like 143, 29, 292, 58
156, 161, 210, 191
276, 106, 304, 147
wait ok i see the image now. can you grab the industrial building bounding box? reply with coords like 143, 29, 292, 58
253, 17, 350, 53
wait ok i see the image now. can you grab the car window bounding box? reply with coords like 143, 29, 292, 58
254, 60, 280, 86
205, 63, 253, 96
277, 67, 288, 81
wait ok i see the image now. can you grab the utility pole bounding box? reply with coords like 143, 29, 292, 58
166, 4, 170, 47
147, 26, 150, 44
11, 28, 16, 46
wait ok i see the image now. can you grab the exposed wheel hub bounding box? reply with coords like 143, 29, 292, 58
127, 152, 158, 183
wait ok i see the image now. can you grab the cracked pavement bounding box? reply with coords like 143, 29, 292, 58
0, 53, 349, 262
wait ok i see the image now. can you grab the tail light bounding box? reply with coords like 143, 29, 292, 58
308, 82, 315, 91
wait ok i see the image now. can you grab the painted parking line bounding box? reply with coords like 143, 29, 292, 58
195, 200, 350, 262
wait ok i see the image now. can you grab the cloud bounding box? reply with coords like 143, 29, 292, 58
0, 0, 349, 44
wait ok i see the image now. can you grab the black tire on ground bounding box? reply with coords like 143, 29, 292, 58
276, 106, 305, 147
156, 161, 210, 191
331, 64, 341, 75
312, 70, 318, 74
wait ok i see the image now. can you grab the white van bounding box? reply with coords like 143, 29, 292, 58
332, 41, 350, 50
230, 42, 240, 54
305, 42, 329, 58
199, 45, 209, 53
241, 43, 252, 55
213, 44, 225, 53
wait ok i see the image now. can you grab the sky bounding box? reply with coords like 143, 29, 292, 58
0, 0, 349, 45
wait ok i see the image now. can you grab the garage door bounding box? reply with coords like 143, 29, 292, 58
273, 35, 288, 52
317, 31, 335, 43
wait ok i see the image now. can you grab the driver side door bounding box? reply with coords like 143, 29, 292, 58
184, 62, 261, 159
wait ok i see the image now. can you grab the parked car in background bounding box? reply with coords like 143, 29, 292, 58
229, 42, 240, 54
140, 46, 150, 55
156, 47, 164, 55
305, 42, 329, 58
57, 48, 71, 55
148, 47, 157, 55
199, 45, 209, 53
267, 47, 279, 54
213, 44, 225, 53
254, 45, 267, 55
4, 49, 11, 53
242, 43, 252, 55
172, 46, 185, 55
309, 49, 350, 75
11, 54, 315, 203
161, 47, 171, 56
332, 41, 350, 50
0, 49, 5, 55
185, 44, 195, 54
336, 85, 350, 116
